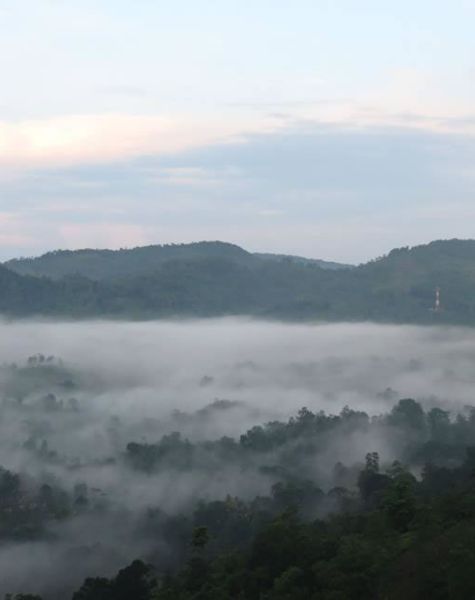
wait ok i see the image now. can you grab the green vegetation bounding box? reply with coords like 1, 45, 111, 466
6, 384, 475, 599
2, 239, 475, 323
5, 242, 257, 281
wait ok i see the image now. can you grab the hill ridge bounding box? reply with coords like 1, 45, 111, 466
4, 240, 349, 281
1, 238, 475, 324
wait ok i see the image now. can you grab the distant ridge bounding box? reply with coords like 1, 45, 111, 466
254, 252, 353, 270
2, 238, 475, 324
5, 241, 352, 281
5, 241, 256, 281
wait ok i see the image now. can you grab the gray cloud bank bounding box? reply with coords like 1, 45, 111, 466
2, 122, 475, 262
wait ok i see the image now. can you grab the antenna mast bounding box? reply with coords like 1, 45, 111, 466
432, 287, 441, 313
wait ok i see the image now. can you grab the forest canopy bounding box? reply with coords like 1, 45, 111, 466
3, 239, 475, 324
2, 319, 475, 599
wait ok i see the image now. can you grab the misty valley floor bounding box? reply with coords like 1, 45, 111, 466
2, 319, 475, 598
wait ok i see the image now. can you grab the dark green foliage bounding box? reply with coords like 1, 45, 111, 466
72, 561, 154, 600
62, 400, 475, 599
388, 399, 426, 432
0, 356, 75, 402
5, 595, 44, 600
126, 432, 194, 472
147, 452, 475, 600
191, 526, 210, 551
0, 465, 71, 540
4, 238, 475, 323
6, 242, 257, 280
71, 578, 111, 600
11, 396, 475, 599
357, 452, 391, 506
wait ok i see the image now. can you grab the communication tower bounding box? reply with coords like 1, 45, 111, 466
431, 286, 441, 313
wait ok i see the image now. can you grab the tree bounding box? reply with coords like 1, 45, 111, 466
72, 578, 112, 600
191, 526, 210, 551
383, 464, 417, 531
427, 407, 451, 442
389, 399, 426, 432
358, 452, 391, 506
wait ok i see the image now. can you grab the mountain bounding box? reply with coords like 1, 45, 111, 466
254, 252, 353, 270
0, 264, 57, 315
5, 242, 256, 281
351, 239, 475, 321
5, 241, 351, 281
2, 238, 475, 323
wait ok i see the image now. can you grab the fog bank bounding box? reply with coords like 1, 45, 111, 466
1, 318, 474, 597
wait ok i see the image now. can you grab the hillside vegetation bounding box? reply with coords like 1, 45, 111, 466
2, 239, 475, 323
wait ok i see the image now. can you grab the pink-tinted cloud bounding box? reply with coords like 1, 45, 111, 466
0, 113, 282, 170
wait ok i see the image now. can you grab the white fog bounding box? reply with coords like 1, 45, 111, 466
1, 318, 474, 597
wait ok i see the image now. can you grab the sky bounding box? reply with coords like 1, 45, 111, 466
1, 0, 475, 263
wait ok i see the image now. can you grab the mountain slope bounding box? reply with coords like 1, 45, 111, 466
353, 239, 475, 321
0, 264, 54, 314
4, 241, 256, 281
5, 241, 352, 281
1, 238, 475, 323
253, 253, 353, 270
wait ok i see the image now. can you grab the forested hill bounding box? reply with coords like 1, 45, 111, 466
2, 238, 475, 323
5, 241, 350, 281
253, 252, 353, 270
5, 242, 256, 280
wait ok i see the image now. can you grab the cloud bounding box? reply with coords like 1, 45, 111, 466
0, 212, 34, 247
1, 121, 475, 261
0, 113, 282, 169
96, 84, 151, 98
152, 167, 232, 188
257, 209, 286, 217
58, 223, 151, 249
2, 91, 475, 172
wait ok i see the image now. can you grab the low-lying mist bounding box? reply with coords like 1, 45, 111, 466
1, 318, 475, 598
